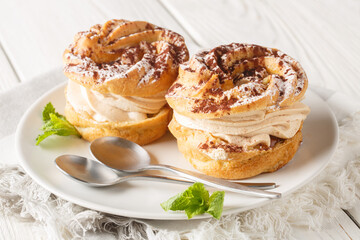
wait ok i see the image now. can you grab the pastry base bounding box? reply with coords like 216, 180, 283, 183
65, 102, 172, 145
169, 117, 303, 179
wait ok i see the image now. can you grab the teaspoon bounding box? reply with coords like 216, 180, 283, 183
90, 137, 281, 199
55, 154, 276, 189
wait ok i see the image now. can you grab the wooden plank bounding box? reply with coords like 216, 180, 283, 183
159, 0, 360, 98
0, 0, 199, 84
90, 0, 200, 54
0, 0, 109, 82
0, 215, 47, 240
159, 0, 300, 48
293, 209, 360, 239
0, 44, 19, 92
347, 196, 360, 229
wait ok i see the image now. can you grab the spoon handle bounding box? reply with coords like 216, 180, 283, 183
120, 174, 276, 190
145, 164, 281, 199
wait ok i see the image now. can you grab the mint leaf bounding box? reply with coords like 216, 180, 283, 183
206, 191, 225, 219
42, 102, 61, 121
161, 182, 209, 212
161, 182, 224, 219
184, 203, 207, 219
36, 131, 57, 145
160, 193, 183, 211
36, 102, 80, 145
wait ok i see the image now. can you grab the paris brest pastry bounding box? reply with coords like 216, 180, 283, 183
63, 19, 189, 145
166, 43, 310, 179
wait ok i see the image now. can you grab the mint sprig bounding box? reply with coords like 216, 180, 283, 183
36, 102, 80, 145
161, 182, 225, 219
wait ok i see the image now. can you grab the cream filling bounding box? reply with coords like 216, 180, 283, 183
174, 102, 310, 154
66, 80, 167, 122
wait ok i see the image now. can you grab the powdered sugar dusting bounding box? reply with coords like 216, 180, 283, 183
64, 53, 130, 82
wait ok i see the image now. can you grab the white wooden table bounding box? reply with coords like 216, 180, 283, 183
0, 0, 359, 239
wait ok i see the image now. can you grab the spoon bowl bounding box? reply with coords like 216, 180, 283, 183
55, 154, 119, 186
90, 137, 150, 171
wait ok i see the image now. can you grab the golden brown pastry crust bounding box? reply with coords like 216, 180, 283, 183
63, 19, 189, 97
65, 101, 172, 145
169, 117, 303, 179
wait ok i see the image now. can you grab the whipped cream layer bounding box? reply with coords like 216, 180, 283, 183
174, 102, 310, 149
66, 80, 167, 122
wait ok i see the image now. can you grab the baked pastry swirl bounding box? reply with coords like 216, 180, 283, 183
166, 43, 310, 179
63, 19, 189, 145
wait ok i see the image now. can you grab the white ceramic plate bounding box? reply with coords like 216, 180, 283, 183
16, 82, 338, 220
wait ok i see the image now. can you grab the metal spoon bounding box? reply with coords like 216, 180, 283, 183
55, 155, 276, 189
89, 137, 281, 199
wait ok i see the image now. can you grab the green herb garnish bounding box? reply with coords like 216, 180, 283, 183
161, 182, 225, 219
36, 102, 80, 145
